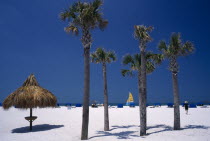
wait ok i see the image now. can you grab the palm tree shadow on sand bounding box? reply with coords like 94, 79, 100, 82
147, 124, 210, 135
182, 125, 210, 130
90, 124, 210, 139
11, 124, 64, 133
147, 124, 173, 135
89, 125, 140, 140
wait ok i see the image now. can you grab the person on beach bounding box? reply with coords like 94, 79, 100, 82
184, 101, 189, 114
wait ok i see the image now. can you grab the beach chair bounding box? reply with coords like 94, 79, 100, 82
129, 103, 135, 107
76, 104, 82, 107
189, 104, 197, 108
196, 103, 204, 106
167, 103, 173, 108
117, 104, 123, 108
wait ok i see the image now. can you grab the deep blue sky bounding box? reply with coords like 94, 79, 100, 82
0, 0, 210, 104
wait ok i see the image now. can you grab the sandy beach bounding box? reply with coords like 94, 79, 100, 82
0, 106, 209, 141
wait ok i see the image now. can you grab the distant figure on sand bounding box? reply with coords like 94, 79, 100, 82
184, 101, 189, 114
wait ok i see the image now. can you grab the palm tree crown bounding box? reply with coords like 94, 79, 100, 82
60, 0, 108, 48
121, 53, 163, 77
158, 33, 194, 72
134, 25, 154, 46
91, 48, 116, 64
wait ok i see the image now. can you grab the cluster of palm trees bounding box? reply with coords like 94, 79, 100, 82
60, 0, 194, 140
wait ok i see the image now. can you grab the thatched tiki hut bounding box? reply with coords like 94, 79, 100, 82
3, 74, 57, 131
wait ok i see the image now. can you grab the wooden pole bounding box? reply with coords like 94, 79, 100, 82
30, 108, 32, 131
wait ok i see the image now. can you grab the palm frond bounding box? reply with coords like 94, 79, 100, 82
134, 25, 153, 43
122, 52, 163, 77
180, 41, 194, 56
149, 54, 164, 65
96, 48, 106, 61
60, 10, 71, 21
121, 69, 134, 77
106, 51, 116, 63
122, 54, 140, 71
158, 40, 167, 52
146, 61, 155, 74
92, 0, 102, 10
169, 33, 181, 55
64, 25, 79, 35
90, 53, 100, 63
122, 54, 134, 65
133, 54, 141, 69
146, 26, 154, 32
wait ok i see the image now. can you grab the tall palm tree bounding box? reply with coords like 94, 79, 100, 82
158, 33, 194, 130
133, 25, 153, 136
91, 48, 116, 131
60, 0, 108, 139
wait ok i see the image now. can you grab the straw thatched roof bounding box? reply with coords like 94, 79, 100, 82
3, 74, 57, 109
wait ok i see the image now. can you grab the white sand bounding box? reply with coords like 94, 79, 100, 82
0, 106, 210, 141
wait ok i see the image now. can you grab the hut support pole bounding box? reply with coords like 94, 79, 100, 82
30, 108, 32, 131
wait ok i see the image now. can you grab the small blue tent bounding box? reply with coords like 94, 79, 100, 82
129, 103, 135, 107
167, 103, 173, 108
76, 104, 82, 107
117, 104, 123, 108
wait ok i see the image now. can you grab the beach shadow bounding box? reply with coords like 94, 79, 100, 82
12, 124, 64, 133
110, 125, 138, 131
90, 124, 210, 139
90, 125, 139, 139
90, 131, 138, 139
147, 124, 173, 135
147, 124, 210, 135
183, 125, 210, 130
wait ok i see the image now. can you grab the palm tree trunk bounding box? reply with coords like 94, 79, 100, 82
138, 70, 142, 133
103, 63, 109, 131
172, 72, 180, 130
81, 27, 92, 140
81, 47, 90, 140
140, 46, 147, 136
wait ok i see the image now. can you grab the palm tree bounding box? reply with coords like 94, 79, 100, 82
60, 0, 108, 139
133, 25, 153, 136
158, 33, 194, 130
91, 48, 116, 131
